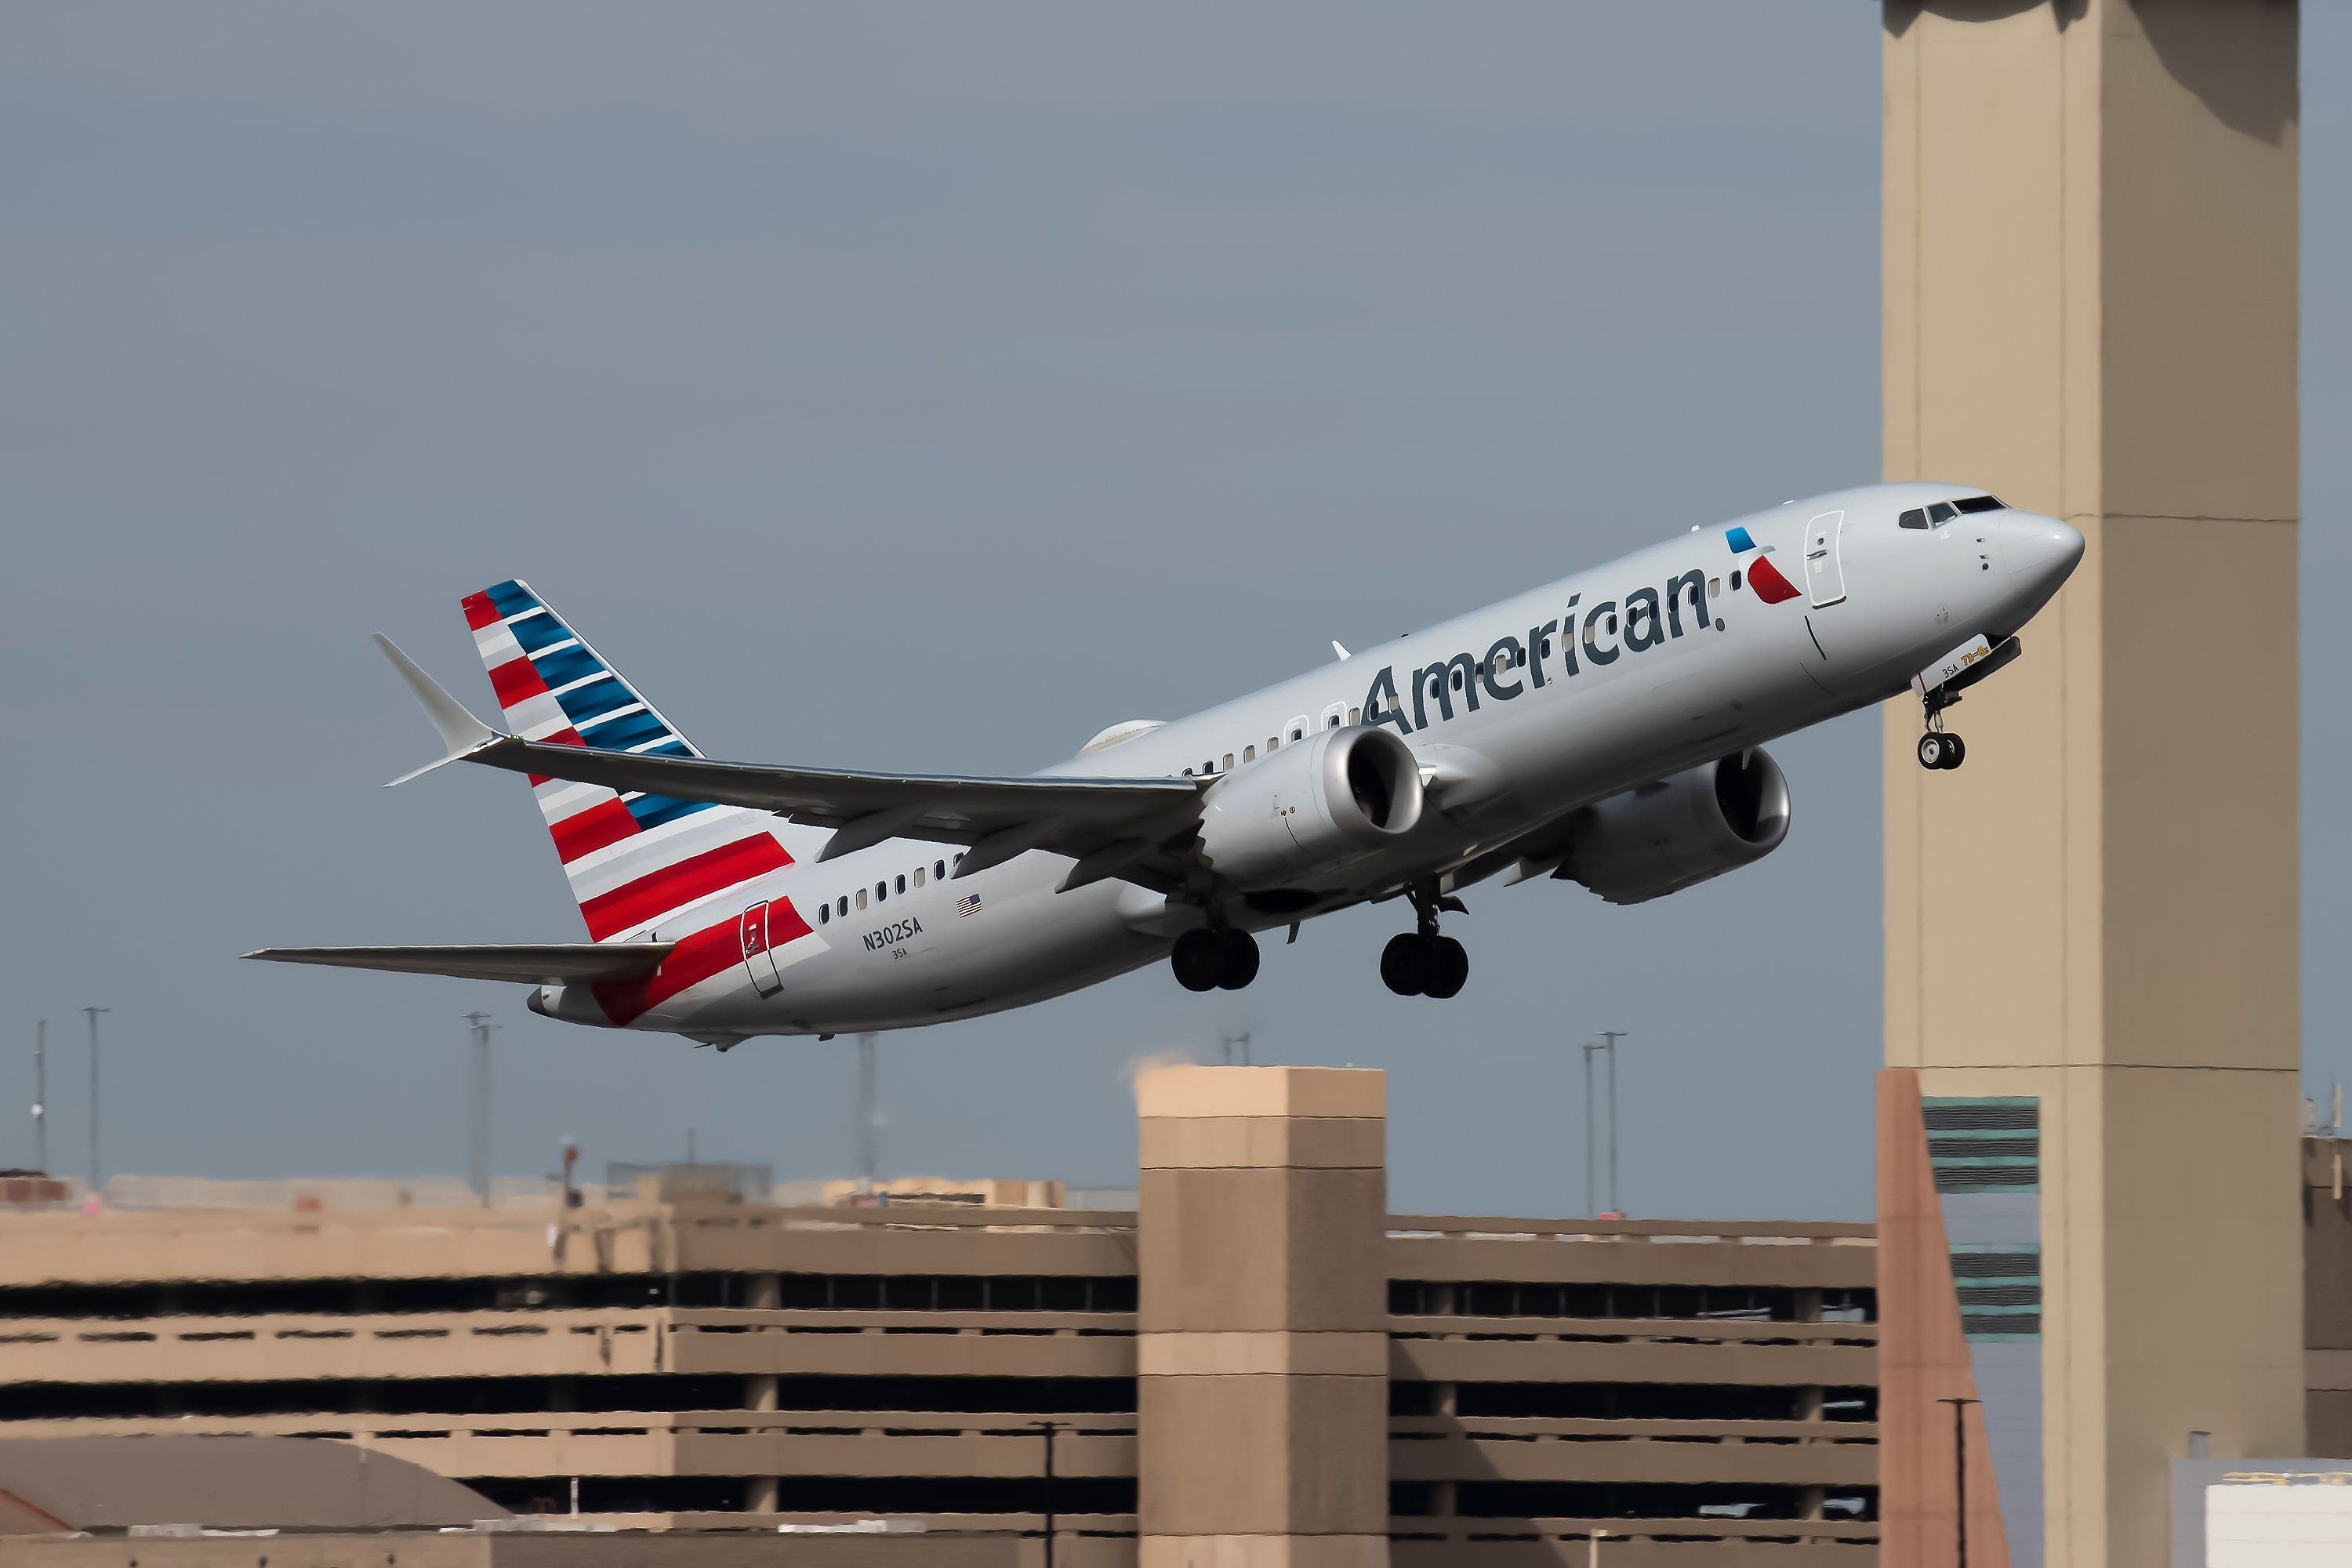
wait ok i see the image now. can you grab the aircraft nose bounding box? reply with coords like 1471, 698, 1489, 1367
1998, 511, 2085, 591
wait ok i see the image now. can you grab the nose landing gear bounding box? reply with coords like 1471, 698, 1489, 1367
1172, 927, 1261, 992
1918, 690, 1965, 771
1381, 883, 1470, 1000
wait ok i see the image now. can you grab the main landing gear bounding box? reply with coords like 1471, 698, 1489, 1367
1917, 689, 1966, 771
1381, 883, 1469, 1000
1172, 927, 1261, 993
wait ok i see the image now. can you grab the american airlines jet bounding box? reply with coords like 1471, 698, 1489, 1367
252, 483, 2081, 1044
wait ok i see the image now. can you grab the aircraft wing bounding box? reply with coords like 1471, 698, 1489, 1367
376, 636, 1210, 885
243, 943, 674, 985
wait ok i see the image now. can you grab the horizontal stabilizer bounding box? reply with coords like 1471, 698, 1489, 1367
242, 943, 674, 985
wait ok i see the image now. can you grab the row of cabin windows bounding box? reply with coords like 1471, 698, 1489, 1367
1184, 708, 1362, 778
812, 855, 964, 926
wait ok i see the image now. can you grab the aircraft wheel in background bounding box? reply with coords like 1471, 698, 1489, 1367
1939, 734, 1966, 769
1171, 929, 1222, 992
1380, 933, 1428, 996
1214, 929, 1261, 990
1421, 936, 1469, 1000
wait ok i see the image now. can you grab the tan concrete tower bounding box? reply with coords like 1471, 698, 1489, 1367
1136, 1065, 1389, 1568
1882, 3, 2303, 1565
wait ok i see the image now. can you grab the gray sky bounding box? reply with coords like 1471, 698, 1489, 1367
2, 3, 2343, 1221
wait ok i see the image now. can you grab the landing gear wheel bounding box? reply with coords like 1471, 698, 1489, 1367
1938, 734, 1966, 770
1214, 929, 1261, 991
1380, 933, 1428, 996
1171, 929, 1222, 993
1918, 732, 1952, 771
1422, 936, 1469, 1000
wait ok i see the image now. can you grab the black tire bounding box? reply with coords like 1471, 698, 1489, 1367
1215, 929, 1261, 990
1380, 933, 1427, 996
1171, 929, 1222, 993
1918, 733, 1947, 770
1940, 734, 1967, 770
1423, 936, 1469, 1000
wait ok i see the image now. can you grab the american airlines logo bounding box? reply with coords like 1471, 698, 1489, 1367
1361, 567, 1722, 737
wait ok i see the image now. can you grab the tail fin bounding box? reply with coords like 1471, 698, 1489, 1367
460, 579, 808, 942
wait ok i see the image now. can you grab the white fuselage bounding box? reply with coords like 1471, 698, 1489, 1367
559, 482, 2079, 1038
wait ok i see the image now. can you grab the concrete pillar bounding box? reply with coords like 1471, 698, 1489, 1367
1882, 4, 2303, 1565
1137, 1065, 1389, 1568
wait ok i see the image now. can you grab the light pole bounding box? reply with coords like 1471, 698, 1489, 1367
1587, 1525, 1608, 1567
463, 1012, 496, 1204
1598, 1030, 1627, 1214
31, 1019, 46, 1174
856, 1033, 880, 1193
81, 1007, 108, 1194
1939, 1396, 1980, 1567
1581, 1042, 1600, 1217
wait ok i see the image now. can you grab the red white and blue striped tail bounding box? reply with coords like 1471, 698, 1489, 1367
460, 579, 803, 943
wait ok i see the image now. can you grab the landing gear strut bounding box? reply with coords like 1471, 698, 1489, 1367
1917, 689, 1965, 771
1381, 884, 1469, 1000
1172, 927, 1260, 993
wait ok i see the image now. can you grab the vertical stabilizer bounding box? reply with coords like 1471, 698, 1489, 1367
459, 580, 816, 942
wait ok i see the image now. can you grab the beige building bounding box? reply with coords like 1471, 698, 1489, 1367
0, 1067, 1880, 1565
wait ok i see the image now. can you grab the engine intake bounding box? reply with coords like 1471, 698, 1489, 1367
1196, 726, 1424, 888
1562, 749, 1791, 906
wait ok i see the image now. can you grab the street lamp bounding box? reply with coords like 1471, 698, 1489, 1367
1939, 1396, 1981, 1567
82, 1007, 108, 1194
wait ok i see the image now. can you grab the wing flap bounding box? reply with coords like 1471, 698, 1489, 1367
243, 944, 675, 985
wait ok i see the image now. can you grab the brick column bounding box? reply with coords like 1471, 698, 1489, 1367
1137, 1065, 1389, 1568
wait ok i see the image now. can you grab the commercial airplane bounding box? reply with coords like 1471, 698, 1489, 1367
251, 482, 2082, 1044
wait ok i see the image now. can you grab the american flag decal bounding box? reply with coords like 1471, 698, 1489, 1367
956, 893, 983, 918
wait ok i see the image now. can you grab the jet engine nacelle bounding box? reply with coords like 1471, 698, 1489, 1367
1196, 726, 1425, 887
1562, 748, 1791, 906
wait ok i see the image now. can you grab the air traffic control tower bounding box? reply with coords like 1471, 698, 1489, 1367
1877, 3, 2302, 1566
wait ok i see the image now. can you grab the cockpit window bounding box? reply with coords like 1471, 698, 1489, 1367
1927, 501, 1958, 524
1899, 508, 1929, 529
1952, 494, 2007, 514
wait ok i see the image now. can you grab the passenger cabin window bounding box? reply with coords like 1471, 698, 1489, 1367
1223, 753, 1235, 771
1267, 736, 1279, 752
1244, 745, 1257, 762
935, 860, 946, 880
1709, 576, 1721, 597
1348, 706, 1361, 725
1730, 569, 1743, 591
895, 874, 906, 895
838, 896, 848, 917
1899, 508, 1929, 529
1953, 494, 2007, 514
855, 888, 868, 911
1323, 704, 1345, 730
913, 866, 926, 888
875, 880, 887, 903
818, 903, 829, 924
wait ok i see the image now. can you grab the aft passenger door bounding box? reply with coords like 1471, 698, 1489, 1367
739, 902, 784, 996
1803, 510, 1847, 608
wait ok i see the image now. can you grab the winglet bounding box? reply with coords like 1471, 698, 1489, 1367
374, 633, 502, 785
